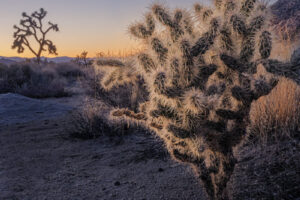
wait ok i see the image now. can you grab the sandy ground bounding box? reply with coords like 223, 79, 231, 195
0, 94, 207, 200
0, 93, 73, 126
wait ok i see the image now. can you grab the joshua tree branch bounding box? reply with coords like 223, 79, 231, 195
23, 37, 38, 57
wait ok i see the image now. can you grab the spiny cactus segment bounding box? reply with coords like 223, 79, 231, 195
130, 13, 155, 39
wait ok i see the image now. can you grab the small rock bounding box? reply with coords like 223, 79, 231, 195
110, 193, 117, 197
158, 168, 164, 172
92, 155, 102, 159
114, 181, 121, 186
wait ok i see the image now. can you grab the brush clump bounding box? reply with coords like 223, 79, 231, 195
95, 0, 300, 199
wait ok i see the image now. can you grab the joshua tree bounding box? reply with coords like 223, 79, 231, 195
96, 0, 299, 199
12, 8, 59, 63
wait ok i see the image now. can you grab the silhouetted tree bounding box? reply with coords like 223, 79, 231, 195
12, 8, 59, 63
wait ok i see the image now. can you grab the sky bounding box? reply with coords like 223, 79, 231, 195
0, 0, 211, 58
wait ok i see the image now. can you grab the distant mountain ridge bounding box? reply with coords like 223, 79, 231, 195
0, 56, 75, 65
0, 58, 17, 65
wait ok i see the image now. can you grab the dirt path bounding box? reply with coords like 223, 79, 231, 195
0, 94, 207, 200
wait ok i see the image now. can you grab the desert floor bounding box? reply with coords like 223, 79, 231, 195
0, 93, 207, 200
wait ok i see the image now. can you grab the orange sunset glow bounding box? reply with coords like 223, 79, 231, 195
0, 0, 200, 58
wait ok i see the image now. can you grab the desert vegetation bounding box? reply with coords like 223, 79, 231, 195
74, 51, 93, 68
0, 62, 83, 98
94, 0, 300, 199
271, 0, 300, 60
250, 77, 300, 143
271, 0, 300, 42
0, 0, 299, 200
12, 8, 59, 63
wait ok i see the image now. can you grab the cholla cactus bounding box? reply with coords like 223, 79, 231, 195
95, 1, 299, 199
95, 58, 138, 91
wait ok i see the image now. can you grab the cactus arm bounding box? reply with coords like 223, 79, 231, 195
168, 124, 191, 138
231, 86, 254, 104
151, 38, 168, 63
191, 18, 220, 57
150, 103, 181, 122
241, 0, 257, 17
130, 13, 155, 39
259, 31, 272, 59
138, 53, 156, 73
261, 60, 300, 84
220, 54, 245, 72
215, 109, 243, 120
205, 121, 227, 133
240, 35, 255, 62
230, 15, 247, 36
249, 16, 265, 33
152, 4, 184, 41
214, 0, 223, 10
220, 25, 234, 52
112, 108, 147, 121
191, 64, 218, 90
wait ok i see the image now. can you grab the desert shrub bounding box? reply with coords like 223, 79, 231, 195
0, 63, 70, 98
0, 63, 7, 77
73, 51, 94, 68
95, 1, 300, 199
67, 100, 134, 140
270, 0, 300, 60
227, 137, 300, 199
52, 63, 84, 78
250, 77, 300, 143
15, 74, 68, 98
271, 0, 300, 42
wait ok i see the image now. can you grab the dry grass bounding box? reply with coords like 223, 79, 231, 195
271, 0, 300, 42
270, 0, 300, 60
250, 78, 300, 142
68, 101, 111, 139
96, 48, 142, 58
271, 25, 300, 61
67, 99, 136, 140
0, 62, 84, 98
53, 63, 84, 78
